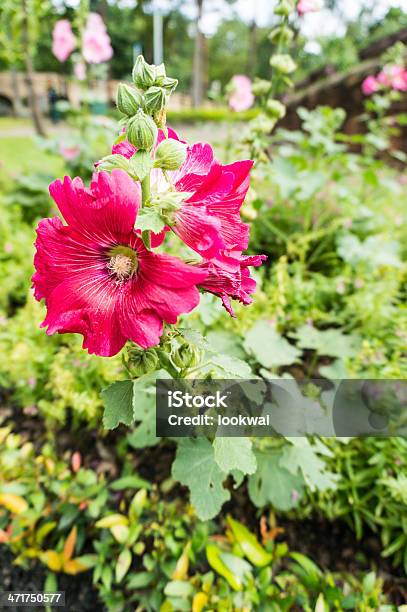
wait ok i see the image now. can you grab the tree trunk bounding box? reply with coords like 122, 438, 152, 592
21, 0, 46, 136
247, 20, 258, 78
10, 66, 24, 116
192, 0, 204, 107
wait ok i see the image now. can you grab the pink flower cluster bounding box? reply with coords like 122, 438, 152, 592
51, 13, 112, 66
362, 65, 407, 96
33, 129, 266, 357
52, 20, 76, 63
228, 75, 254, 112
82, 13, 113, 64
297, 0, 323, 16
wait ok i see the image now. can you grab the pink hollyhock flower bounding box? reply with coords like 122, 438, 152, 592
82, 13, 113, 64
52, 19, 76, 63
32, 170, 207, 357
196, 252, 267, 316
388, 65, 407, 91
361, 75, 380, 96
112, 129, 252, 260
229, 75, 254, 112
297, 0, 323, 15
74, 61, 86, 81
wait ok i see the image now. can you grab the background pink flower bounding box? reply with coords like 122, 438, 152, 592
74, 61, 87, 81
82, 12, 113, 64
362, 75, 379, 96
229, 75, 254, 112
52, 19, 76, 63
297, 0, 323, 15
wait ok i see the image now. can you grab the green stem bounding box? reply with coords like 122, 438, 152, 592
141, 173, 151, 206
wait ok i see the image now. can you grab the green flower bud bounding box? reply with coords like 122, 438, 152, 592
266, 99, 286, 119
144, 86, 167, 113
159, 76, 178, 93
251, 79, 271, 97
132, 55, 156, 89
270, 54, 297, 75
274, 0, 294, 16
268, 25, 294, 44
155, 138, 187, 170
172, 344, 203, 370
127, 347, 159, 377
97, 154, 130, 173
116, 83, 143, 116
127, 109, 158, 151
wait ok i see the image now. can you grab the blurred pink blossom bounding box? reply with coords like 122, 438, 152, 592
82, 12, 113, 64
229, 75, 254, 112
52, 19, 76, 63
297, 0, 323, 15
74, 61, 86, 81
59, 144, 81, 161
361, 75, 379, 96
377, 65, 407, 91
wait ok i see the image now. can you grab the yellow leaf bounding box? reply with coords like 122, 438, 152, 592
0, 493, 28, 515
96, 514, 129, 529
63, 526, 77, 562
192, 592, 208, 612
63, 558, 88, 575
110, 524, 129, 544
172, 542, 191, 580
41, 550, 63, 572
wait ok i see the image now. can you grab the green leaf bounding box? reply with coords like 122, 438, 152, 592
291, 325, 360, 359
172, 438, 230, 520
129, 150, 154, 181
127, 370, 171, 448
248, 451, 304, 511
178, 328, 209, 350
115, 549, 132, 583
244, 321, 301, 368
210, 353, 252, 378
213, 438, 257, 475
135, 207, 166, 234
164, 580, 194, 598
280, 439, 338, 492
110, 475, 152, 491
102, 380, 135, 429
319, 359, 348, 379
206, 330, 246, 359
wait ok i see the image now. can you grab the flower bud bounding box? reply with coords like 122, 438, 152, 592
266, 99, 286, 119
127, 347, 159, 376
155, 139, 187, 170
270, 54, 297, 74
251, 79, 271, 96
132, 55, 156, 89
274, 0, 294, 16
159, 77, 178, 93
116, 83, 143, 116
172, 344, 203, 370
127, 109, 158, 151
144, 86, 167, 113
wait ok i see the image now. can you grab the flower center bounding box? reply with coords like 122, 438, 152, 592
107, 246, 138, 283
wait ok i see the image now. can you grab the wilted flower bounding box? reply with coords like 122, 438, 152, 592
52, 20, 76, 63
82, 12, 113, 64
32, 170, 207, 356
228, 75, 254, 112
196, 253, 267, 316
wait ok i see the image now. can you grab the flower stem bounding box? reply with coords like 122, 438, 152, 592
141, 173, 151, 206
